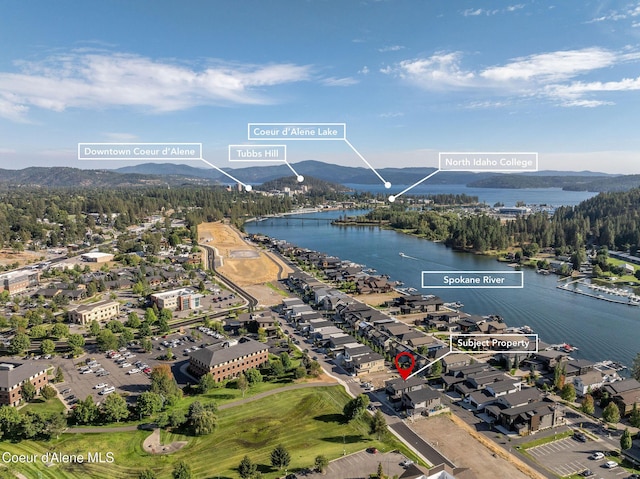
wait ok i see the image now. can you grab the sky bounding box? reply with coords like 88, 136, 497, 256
1, 0, 640, 175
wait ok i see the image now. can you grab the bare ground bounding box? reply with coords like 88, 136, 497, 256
198, 222, 292, 287
0, 249, 42, 267
142, 428, 188, 455
409, 415, 544, 479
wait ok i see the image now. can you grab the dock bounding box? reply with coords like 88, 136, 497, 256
557, 281, 640, 306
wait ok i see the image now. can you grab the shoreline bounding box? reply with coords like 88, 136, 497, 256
257, 233, 629, 373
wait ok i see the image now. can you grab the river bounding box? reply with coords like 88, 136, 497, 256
246, 189, 638, 369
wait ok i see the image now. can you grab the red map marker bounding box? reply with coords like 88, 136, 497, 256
394, 352, 415, 381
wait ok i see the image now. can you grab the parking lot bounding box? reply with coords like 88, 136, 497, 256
52, 344, 156, 406
527, 436, 627, 478
302, 450, 408, 479
51, 329, 212, 407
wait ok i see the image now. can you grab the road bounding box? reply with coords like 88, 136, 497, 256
278, 319, 455, 469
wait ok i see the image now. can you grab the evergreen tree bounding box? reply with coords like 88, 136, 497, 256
270, 444, 291, 470
238, 455, 257, 479
370, 409, 387, 440
621, 428, 633, 451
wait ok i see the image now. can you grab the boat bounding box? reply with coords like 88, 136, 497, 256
444, 301, 464, 309
399, 252, 407, 257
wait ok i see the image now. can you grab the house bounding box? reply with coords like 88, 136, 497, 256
0, 361, 49, 406
495, 388, 542, 409
352, 352, 385, 375
441, 353, 473, 372
402, 387, 441, 414
68, 299, 120, 325
613, 389, 640, 416
603, 379, 640, 415
487, 399, 564, 436
385, 376, 427, 401
572, 370, 606, 397
564, 359, 595, 377
151, 288, 203, 311
343, 344, 385, 375
188, 337, 269, 381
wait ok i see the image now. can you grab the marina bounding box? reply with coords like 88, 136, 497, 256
557, 279, 640, 306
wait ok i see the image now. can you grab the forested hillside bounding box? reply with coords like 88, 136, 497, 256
358, 188, 640, 254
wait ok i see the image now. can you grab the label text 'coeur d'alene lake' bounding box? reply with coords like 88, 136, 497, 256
246, 186, 638, 370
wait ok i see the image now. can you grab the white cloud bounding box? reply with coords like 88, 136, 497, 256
462, 5, 523, 16
0, 52, 312, 121
359, 66, 370, 75
586, 2, 640, 23
559, 99, 615, 108
480, 48, 619, 82
378, 45, 405, 52
462, 8, 484, 16
385, 47, 640, 107
321, 77, 359, 87
545, 76, 640, 103
389, 52, 476, 89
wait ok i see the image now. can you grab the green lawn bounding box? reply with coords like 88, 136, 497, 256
0, 385, 401, 479
20, 397, 66, 415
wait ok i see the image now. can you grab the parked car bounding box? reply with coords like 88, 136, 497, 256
589, 452, 604, 460
99, 386, 116, 395
604, 461, 618, 469
573, 432, 587, 442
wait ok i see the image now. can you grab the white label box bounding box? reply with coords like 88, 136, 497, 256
78, 143, 202, 160
248, 123, 346, 140
449, 333, 539, 354
228, 145, 287, 162
439, 152, 538, 172
422, 271, 524, 289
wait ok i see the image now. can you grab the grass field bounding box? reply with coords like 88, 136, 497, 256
20, 397, 66, 415
0, 386, 399, 479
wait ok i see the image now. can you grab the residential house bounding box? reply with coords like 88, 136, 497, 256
385, 376, 428, 402
488, 399, 564, 435
402, 387, 441, 414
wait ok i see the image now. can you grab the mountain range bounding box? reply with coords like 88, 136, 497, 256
0, 161, 632, 192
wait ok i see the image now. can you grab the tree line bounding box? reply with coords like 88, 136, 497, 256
357, 187, 640, 253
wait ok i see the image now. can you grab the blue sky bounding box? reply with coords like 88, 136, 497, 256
1, 0, 640, 174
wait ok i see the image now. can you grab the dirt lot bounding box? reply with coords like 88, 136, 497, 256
0, 249, 41, 267
409, 415, 541, 479
354, 292, 398, 307
198, 222, 292, 287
